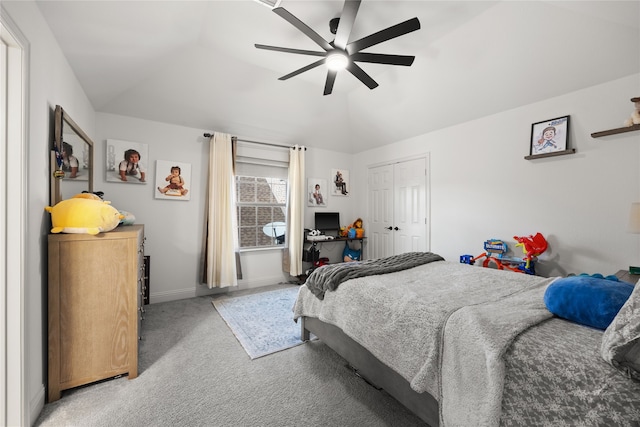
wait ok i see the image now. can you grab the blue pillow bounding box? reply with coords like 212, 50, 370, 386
544, 276, 634, 330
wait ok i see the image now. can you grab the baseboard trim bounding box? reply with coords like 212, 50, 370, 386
150, 275, 289, 304
30, 384, 45, 425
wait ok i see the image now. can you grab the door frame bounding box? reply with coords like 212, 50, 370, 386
1, 7, 28, 426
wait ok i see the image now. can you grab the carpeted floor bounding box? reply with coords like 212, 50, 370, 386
34, 284, 428, 427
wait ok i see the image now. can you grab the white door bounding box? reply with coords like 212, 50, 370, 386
368, 157, 428, 258
368, 164, 394, 259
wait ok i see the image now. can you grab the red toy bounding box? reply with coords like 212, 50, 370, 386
513, 233, 548, 270
460, 233, 548, 275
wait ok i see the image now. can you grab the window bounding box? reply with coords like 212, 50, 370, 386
236, 176, 287, 248
234, 140, 290, 249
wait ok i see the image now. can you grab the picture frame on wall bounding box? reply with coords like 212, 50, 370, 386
529, 115, 570, 157
331, 169, 349, 196
106, 139, 149, 184
307, 178, 327, 207
155, 160, 191, 201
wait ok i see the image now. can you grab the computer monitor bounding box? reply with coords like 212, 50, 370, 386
315, 212, 340, 234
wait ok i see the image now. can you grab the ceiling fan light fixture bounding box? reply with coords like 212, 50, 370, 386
326, 51, 349, 71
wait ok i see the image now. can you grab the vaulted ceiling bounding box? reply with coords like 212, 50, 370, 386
35, 0, 640, 153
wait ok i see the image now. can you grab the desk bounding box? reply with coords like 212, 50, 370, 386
304, 236, 366, 263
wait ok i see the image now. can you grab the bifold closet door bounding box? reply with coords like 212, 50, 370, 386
368, 157, 428, 258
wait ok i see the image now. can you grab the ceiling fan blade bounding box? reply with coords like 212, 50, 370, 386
347, 17, 421, 54
346, 62, 378, 90
273, 7, 333, 52
323, 70, 338, 95
255, 44, 326, 57
350, 52, 415, 66
278, 58, 326, 81
333, 0, 361, 50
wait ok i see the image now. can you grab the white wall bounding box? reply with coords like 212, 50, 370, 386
95, 114, 356, 300
353, 74, 640, 277
3, 1, 97, 423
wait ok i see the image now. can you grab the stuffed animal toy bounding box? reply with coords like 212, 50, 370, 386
624, 97, 640, 127
45, 194, 124, 235
342, 241, 361, 262
347, 217, 365, 238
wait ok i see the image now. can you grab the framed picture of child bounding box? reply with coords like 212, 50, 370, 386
307, 178, 327, 207
529, 116, 570, 157
155, 160, 191, 201
331, 169, 349, 196
106, 139, 149, 184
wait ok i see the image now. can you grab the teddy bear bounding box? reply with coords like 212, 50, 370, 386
623, 97, 640, 127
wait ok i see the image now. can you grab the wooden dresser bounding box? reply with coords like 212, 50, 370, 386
47, 224, 145, 402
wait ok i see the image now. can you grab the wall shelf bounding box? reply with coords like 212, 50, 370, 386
524, 148, 576, 160
591, 124, 640, 138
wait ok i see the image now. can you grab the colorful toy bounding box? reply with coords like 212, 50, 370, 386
45, 193, 124, 235
513, 232, 548, 270
343, 241, 361, 262
344, 217, 364, 238
460, 234, 548, 275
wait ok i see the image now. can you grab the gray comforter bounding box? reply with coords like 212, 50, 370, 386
293, 259, 558, 426
304, 251, 444, 299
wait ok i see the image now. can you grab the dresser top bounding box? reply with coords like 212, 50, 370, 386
48, 224, 144, 242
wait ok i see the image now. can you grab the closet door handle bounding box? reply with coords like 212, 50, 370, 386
386, 226, 393, 230
394, 227, 399, 231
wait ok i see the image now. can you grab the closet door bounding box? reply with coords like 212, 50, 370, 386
368, 157, 428, 258
368, 164, 394, 259
393, 157, 427, 254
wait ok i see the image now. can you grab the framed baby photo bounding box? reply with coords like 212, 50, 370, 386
307, 178, 327, 207
155, 160, 191, 201
106, 139, 149, 184
529, 115, 570, 157
331, 169, 350, 196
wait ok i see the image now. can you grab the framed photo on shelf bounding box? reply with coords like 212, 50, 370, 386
529, 115, 570, 157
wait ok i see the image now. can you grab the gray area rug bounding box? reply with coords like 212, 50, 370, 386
212, 286, 311, 359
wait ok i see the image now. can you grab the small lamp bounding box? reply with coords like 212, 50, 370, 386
628, 202, 640, 274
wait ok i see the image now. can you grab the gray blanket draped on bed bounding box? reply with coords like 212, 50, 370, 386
439, 279, 554, 426
304, 251, 444, 299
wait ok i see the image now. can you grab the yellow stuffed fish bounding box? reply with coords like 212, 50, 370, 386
45, 195, 124, 235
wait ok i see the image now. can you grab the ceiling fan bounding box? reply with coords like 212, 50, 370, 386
255, 0, 421, 95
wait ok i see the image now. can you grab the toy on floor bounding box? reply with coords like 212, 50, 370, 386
45, 193, 124, 235
342, 241, 361, 262
460, 233, 548, 275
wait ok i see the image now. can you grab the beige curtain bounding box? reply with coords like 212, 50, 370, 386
287, 145, 306, 276
203, 132, 238, 288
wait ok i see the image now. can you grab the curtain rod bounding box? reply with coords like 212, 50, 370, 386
203, 133, 305, 150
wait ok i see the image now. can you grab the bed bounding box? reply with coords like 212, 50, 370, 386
293, 252, 640, 426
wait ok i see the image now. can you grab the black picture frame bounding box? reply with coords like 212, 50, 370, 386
529, 115, 570, 157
